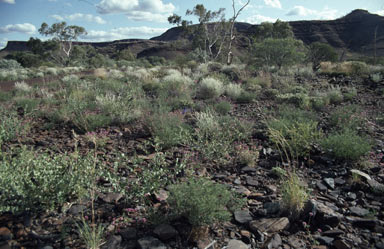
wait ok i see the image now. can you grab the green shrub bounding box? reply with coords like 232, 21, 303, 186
73, 113, 114, 132
281, 172, 309, 218
167, 178, 245, 227
214, 101, 232, 115
225, 83, 242, 100
267, 107, 321, 160
0, 149, 113, 213
149, 112, 191, 149
0, 107, 27, 143
329, 105, 364, 131
197, 77, 224, 99
0, 92, 13, 102
277, 92, 311, 109
343, 87, 357, 101
327, 86, 344, 104
14, 97, 40, 113
236, 92, 256, 103
321, 129, 371, 161
263, 88, 280, 99
0, 59, 22, 69
193, 111, 252, 162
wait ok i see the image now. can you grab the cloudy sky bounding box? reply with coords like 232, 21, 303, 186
0, 0, 383, 49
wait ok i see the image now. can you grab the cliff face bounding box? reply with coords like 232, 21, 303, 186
2, 9, 383, 58
152, 9, 384, 57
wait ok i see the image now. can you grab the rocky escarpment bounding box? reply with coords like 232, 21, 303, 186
1, 9, 384, 59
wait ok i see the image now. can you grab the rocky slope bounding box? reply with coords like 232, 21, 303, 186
1, 9, 383, 59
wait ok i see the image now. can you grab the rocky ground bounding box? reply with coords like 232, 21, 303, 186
0, 74, 383, 249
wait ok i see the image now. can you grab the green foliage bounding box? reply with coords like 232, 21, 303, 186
236, 92, 256, 103
253, 20, 294, 41
0, 149, 112, 213
197, 77, 224, 99
307, 42, 338, 71
214, 101, 232, 115
276, 92, 311, 109
193, 111, 252, 162
321, 129, 371, 161
125, 151, 186, 203
253, 38, 306, 69
76, 219, 105, 249
267, 107, 321, 160
281, 172, 309, 218
0, 107, 27, 143
8, 52, 43, 68
148, 112, 191, 149
0, 59, 22, 69
167, 178, 245, 227
327, 86, 344, 104
14, 97, 40, 114
329, 105, 363, 130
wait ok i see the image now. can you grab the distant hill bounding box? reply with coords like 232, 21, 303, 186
1, 9, 383, 60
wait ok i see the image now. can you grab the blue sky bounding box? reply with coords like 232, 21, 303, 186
0, 0, 383, 49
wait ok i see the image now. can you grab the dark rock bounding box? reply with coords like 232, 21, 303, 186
349, 206, 370, 217
41, 246, 53, 249
213, 174, 227, 179
0, 228, 12, 241
240, 230, 251, 243
346, 192, 357, 201
102, 235, 121, 249
316, 181, 328, 192
368, 179, 384, 194
68, 204, 86, 215
233, 178, 242, 185
376, 241, 384, 249
333, 239, 350, 249
241, 166, 257, 173
234, 186, 251, 196
334, 178, 346, 185
119, 227, 137, 240
263, 202, 281, 215
249, 218, 289, 233
253, 229, 264, 242
154, 189, 169, 202
287, 236, 306, 249
315, 236, 334, 246
321, 229, 344, 237
246, 177, 258, 187
324, 178, 335, 189
99, 192, 123, 203
304, 200, 341, 227
153, 224, 178, 240
349, 218, 377, 230
262, 234, 282, 249
137, 236, 167, 249
234, 210, 253, 224
227, 239, 248, 249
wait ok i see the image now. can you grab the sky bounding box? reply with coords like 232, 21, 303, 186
0, 0, 383, 49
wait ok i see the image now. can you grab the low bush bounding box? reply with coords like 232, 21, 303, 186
236, 92, 256, 103
167, 178, 245, 227
148, 112, 191, 149
281, 172, 309, 218
329, 105, 364, 131
0, 107, 27, 143
225, 83, 242, 100
197, 77, 224, 99
0, 59, 22, 69
321, 129, 371, 161
0, 149, 116, 213
327, 86, 344, 104
14, 97, 40, 114
214, 101, 232, 115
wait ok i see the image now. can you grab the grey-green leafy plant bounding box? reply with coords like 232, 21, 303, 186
0, 107, 27, 143
321, 129, 371, 161
281, 171, 309, 219
167, 178, 245, 227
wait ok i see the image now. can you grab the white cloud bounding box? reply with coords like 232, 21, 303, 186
82, 26, 168, 41
376, 10, 384, 16
242, 14, 277, 24
0, 38, 8, 50
0, 23, 36, 34
67, 13, 106, 24
0, 0, 15, 4
51, 13, 106, 24
287, 6, 338, 20
51, 14, 65, 21
264, 0, 281, 9
96, 0, 175, 22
